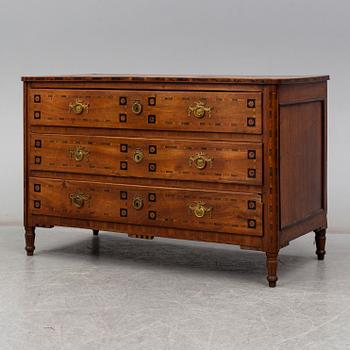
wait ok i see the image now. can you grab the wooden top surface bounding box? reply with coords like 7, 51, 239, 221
21, 74, 329, 84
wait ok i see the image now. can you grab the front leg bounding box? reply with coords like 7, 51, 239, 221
266, 252, 278, 287
315, 228, 326, 260
25, 226, 36, 256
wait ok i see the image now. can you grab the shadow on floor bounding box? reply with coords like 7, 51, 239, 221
35, 230, 317, 286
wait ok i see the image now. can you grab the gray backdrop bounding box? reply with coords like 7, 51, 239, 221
0, 0, 349, 232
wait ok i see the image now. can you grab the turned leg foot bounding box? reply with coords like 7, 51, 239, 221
93, 229, 99, 236
315, 228, 326, 260
25, 226, 36, 256
266, 252, 278, 287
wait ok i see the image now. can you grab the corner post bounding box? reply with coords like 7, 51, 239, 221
266, 252, 279, 287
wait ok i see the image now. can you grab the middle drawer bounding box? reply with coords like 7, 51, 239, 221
30, 134, 262, 185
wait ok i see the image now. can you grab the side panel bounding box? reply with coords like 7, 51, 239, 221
280, 101, 323, 227
279, 82, 327, 243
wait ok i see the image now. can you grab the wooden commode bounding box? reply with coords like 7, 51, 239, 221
22, 74, 329, 287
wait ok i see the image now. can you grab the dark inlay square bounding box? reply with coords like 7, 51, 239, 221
34, 200, 41, 209
119, 114, 127, 123
120, 191, 128, 200
247, 99, 255, 108
248, 150, 256, 159
148, 163, 156, 172
148, 115, 156, 124
34, 111, 41, 119
120, 161, 128, 170
148, 97, 156, 106
247, 117, 256, 127
120, 208, 128, 217
148, 193, 156, 202
119, 96, 127, 105
248, 200, 256, 210
248, 168, 256, 178
120, 144, 128, 153
34, 95, 41, 103
149, 145, 157, 154
148, 211, 156, 220
34, 184, 41, 192
35, 156, 41, 165
34, 140, 42, 148
248, 219, 256, 229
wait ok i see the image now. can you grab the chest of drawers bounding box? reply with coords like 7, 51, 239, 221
22, 74, 329, 287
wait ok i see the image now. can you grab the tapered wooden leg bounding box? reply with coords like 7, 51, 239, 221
93, 229, 99, 236
315, 228, 326, 260
25, 226, 36, 256
266, 252, 278, 287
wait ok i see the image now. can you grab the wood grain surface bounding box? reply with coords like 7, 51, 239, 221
29, 177, 263, 236
29, 89, 262, 134
23, 74, 329, 287
30, 133, 263, 184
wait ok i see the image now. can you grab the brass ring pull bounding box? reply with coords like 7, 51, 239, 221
132, 101, 143, 115
132, 196, 143, 210
188, 101, 212, 119
133, 149, 144, 163
189, 201, 212, 218
189, 153, 213, 170
69, 191, 90, 208
69, 146, 89, 162
69, 100, 89, 115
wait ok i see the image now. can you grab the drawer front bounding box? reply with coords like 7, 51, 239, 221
28, 89, 262, 134
30, 134, 262, 184
29, 177, 263, 236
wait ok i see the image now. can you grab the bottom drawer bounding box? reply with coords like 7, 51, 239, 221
29, 177, 263, 236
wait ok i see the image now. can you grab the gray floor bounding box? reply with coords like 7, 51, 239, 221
0, 226, 349, 350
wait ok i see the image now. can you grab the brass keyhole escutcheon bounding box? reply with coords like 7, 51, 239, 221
189, 153, 213, 170
189, 201, 212, 218
132, 196, 143, 210
195, 205, 205, 218
195, 157, 206, 169
133, 149, 144, 163
69, 100, 89, 115
69, 191, 90, 209
69, 146, 89, 162
132, 101, 143, 115
188, 101, 212, 119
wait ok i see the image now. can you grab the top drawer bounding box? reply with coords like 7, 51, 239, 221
28, 89, 262, 134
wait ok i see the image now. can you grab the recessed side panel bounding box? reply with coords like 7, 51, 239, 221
279, 101, 324, 229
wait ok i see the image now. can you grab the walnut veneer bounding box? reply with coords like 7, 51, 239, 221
22, 74, 329, 287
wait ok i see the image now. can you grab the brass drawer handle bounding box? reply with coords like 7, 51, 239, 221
69, 100, 89, 115
188, 101, 212, 119
132, 196, 143, 210
189, 201, 212, 218
69, 191, 90, 208
69, 146, 89, 162
133, 149, 144, 163
189, 153, 213, 170
132, 101, 143, 115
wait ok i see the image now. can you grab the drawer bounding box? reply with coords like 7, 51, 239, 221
30, 134, 263, 185
28, 89, 262, 134
29, 177, 263, 236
